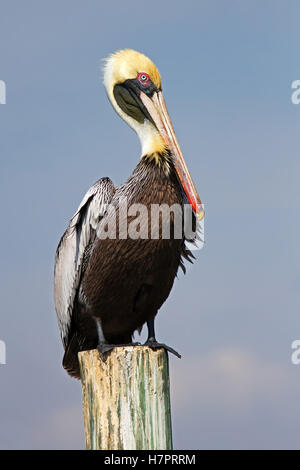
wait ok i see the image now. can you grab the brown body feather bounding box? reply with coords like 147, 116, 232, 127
63, 156, 194, 378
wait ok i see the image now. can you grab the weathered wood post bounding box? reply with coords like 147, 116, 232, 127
78, 346, 173, 450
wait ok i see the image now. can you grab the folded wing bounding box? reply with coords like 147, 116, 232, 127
54, 177, 115, 348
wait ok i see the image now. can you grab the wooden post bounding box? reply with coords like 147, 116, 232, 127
78, 346, 173, 450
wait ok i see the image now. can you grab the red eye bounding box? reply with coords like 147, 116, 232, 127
137, 72, 150, 86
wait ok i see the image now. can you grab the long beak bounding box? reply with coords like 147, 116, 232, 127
140, 90, 204, 221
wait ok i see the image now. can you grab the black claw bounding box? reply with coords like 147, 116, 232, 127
97, 342, 141, 354
97, 343, 115, 354
143, 339, 181, 359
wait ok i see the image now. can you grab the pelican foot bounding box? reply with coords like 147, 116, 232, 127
97, 343, 114, 354
97, 342, 141, 354
143, 338, 181, 359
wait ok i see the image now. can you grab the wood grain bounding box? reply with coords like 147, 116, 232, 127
78, 346, 173, 450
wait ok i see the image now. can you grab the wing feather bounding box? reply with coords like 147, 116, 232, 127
54, 177, 115, 347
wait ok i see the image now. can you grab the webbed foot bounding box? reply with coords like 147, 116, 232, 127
143, 338, 181, 359
97, 342, 141, 354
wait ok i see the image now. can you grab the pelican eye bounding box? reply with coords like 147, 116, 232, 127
137, 72, 150, 86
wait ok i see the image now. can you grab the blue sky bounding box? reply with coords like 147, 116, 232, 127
0, 0, 299, 449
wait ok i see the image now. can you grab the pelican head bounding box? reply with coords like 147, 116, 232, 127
103, 49, 204, 219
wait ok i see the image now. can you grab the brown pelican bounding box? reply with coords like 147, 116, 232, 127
54, 49, 204, 378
